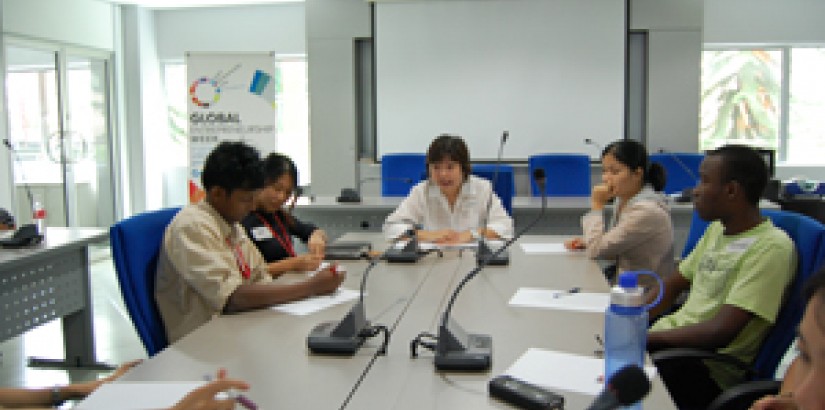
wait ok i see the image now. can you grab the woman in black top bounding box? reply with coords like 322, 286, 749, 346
242, 153, 327, 275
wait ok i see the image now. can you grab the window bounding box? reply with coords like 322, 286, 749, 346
700, 47, 825, 165
162, 56, 310, 184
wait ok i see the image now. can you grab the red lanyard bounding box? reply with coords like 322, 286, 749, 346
226, 237, 252, 279
255, 212, 296, 257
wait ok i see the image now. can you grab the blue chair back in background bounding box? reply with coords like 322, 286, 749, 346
471, 164, 515, 215
527, 154, 591, 197
649, 152, 704, 195
681, 208, 825, 378
110, 207, 180, 356
381, 153, 426, 197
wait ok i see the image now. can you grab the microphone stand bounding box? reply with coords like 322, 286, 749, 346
656, 148, 699, 203
411, 170, 547, 371
476, 131, 509, 266
307, 252, 390, 355
383, 220, 426, 263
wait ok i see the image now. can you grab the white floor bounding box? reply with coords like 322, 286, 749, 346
0, 244, 146, 390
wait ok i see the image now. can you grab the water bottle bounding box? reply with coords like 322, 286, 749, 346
33, 200, 47, 237
604, 271, 662, 409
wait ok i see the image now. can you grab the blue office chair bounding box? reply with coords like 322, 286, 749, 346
681, 209, 711, 258
381, 153, 426, 197
110, 207, 181, 356
657, 209, 825, 410
527, 154, 591, 197
471, 164, 515, 215
649, 152, 704, 195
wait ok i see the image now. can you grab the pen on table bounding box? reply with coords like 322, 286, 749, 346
203, 374, 257, 410
553, 286, 581, 298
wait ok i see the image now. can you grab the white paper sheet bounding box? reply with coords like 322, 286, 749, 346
271, 287, 360, 316
76, 382, 204, 409
504, 348, 656, 396
519, 242, 569, 254
508, 287, 610, 313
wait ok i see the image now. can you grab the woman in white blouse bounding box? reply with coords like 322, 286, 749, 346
383, 135, 514, 244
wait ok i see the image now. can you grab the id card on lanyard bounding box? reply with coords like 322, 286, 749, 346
254, 212, 296, 257
227, 237, 252, 279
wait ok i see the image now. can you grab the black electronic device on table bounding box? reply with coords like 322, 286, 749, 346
0, 224, 42, 248
325, 241, 371, 260
489, 375, 565, 410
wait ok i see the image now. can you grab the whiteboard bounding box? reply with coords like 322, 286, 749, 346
375, 0, 626, 160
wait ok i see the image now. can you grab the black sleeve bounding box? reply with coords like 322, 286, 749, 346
287, 213, 319, 243
242, 212, 292, 263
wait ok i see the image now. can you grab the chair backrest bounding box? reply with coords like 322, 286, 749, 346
751, 209, 825, 378
381, 153, 426, 197
685, 209, 825, 378
471, 164, 515, 215
649, 152, 704, 195
527, 154, 591, 197
109, 207, 180, 356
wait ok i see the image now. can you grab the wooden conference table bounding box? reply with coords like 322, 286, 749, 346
0, 227, 109, 368
119, 233, 676, 409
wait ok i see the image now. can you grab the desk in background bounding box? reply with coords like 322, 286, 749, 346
0, 227, 109, 368
292, 196, 717, 254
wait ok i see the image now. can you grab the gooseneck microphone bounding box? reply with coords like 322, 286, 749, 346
307, 251, 391, 355
656, 148, 698, 203
476, 131, 510, 266
584, 138, 604, 154
586, 365, 651, 410
337, 177, 413, 203
410, 169, 547, 371
383, 220, 426, 263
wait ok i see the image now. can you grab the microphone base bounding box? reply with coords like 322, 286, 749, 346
476, 250, 510, 266
383, 249, 423, 263
434, 333, 492, 371
434, 318, 492, 371
476, 240, 510, 266
307, 321, 367, 355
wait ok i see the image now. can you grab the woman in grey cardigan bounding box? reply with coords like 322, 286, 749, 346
565, 140, 674, 287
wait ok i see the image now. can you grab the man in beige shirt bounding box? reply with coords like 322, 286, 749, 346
155, 141, 344, 343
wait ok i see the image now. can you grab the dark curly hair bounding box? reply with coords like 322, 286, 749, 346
201, 141, 265, 194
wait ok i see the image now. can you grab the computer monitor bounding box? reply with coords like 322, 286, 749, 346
756, 149, 776, 179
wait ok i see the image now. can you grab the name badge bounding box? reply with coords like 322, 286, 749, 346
251, 226, 273, 240
725, 237, 757, 253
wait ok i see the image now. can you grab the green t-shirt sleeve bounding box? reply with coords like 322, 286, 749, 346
679, 221, 722, 282
724, 231, 796, 323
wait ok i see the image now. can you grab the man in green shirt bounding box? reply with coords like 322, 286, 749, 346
647, 145, 797, 409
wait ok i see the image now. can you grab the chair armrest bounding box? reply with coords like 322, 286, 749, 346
706, 380, 782, 410
650, 347, 753, 377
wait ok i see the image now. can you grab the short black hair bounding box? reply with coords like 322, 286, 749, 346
706, 145, 768, 205
426, 134, 471, 180
201, 141, 265, 194
262, 152, 299, 188
602, 140, 667, 192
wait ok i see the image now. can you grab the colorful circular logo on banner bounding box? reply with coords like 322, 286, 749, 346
189, 77, 221, 108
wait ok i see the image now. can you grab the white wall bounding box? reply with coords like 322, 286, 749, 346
630, 0, 702, 152
705, 0, 825, 45
0, 5, 10, 211
154, 3, 305, 61
306, 0, 371, 196
2, 0, 114, 51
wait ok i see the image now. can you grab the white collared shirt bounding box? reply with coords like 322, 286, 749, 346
383, 175, 514, 240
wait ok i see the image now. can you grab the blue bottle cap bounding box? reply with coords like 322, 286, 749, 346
618, 272, 639, 289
